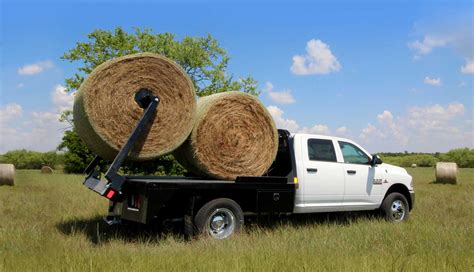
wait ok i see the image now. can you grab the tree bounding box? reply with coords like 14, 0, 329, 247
58, 27, 259, 174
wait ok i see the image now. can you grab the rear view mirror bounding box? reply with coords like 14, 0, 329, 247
371, 154, 383, 166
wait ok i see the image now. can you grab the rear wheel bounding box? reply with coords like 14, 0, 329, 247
381, 192, 410, 222
194, 198, 244, 239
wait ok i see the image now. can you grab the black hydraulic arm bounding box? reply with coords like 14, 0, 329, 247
83, 89, 160, 199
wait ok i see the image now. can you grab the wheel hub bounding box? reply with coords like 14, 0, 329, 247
208, 208, 235, 239
211, 215, 225, 231
390, 200, 405, 221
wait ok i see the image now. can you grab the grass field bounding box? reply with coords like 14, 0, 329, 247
1, 168, 473, 271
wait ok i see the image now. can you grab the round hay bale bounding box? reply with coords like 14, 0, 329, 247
0, 164, 15, 186
40, 166, 53, 174
411, 164, 417, 168
435, 162, 458, 184
73, 53, 196, 161
175, 91, 279, 180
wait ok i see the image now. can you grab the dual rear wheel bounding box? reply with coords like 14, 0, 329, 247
194, 198, 244, 239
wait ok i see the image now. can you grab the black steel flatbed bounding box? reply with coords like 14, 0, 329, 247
82, 90, 297, 235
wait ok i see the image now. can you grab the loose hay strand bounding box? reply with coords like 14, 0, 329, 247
0, 164, 15, 186
73, 53, 196, 161
175, 91, 279, 180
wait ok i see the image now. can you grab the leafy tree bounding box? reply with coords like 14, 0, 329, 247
440, 148, 474, 168
59, 27, 259, 174
0, 150, 63, 169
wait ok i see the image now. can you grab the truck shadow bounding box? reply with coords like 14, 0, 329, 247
56, 216, 172, 246
57, 211, 380, 245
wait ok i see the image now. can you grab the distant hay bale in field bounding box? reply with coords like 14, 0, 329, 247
0, 164, 15, 186
73, 53, 196, 161
175, 91, 279, 180
411, 164, 417, 168
40, 166, 53, 174
435, 162, 458, 184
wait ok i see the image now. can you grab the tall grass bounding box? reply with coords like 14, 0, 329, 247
1, 168, 473, 271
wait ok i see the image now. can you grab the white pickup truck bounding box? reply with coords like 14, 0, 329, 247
292, 133, 414, 217
84, 128, 415, 239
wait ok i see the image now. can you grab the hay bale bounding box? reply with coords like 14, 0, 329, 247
73, 53, 196, 161
40, 166, 53, 174
0, 164, 15, 186
411, 164, 417, 168
175, 91, 279, 180
435, 162, 458, 184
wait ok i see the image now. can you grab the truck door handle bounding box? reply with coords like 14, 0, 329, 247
307, 168, 318, 173
347, 170, 356, 174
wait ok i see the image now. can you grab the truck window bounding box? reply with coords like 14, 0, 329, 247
307, 139, 337, 162
338, 141, 370, 164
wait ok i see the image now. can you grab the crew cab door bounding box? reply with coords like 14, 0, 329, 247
300, 136, 345, 212
337, 141, 383, 210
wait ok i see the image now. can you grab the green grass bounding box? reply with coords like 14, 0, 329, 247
1, 168, 473, 271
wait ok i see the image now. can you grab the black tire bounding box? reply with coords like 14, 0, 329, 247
194, 198, 244, 239
381, 192, 410, 222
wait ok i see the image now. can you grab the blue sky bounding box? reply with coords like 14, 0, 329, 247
1, 0, 473, 153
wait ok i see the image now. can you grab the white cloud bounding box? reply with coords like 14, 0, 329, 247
267, 105, 300, 132
267, 105, 333, 135
408, 35, 449, 56
335, 126, 348, 136
360, 124, 380, 141
1, 109, 67, 153
359, 103, 471, 152
300, 124, 330, 135
0, 85, 75, 153
52, 84, 75, 112
17, 83, 25, 88
267, 102, 471, 152
377, 110, 393, 123
0, 103, 22, 124
424, 76, 441, 86
264, 82, 295, 104
291, 39, 341, 75
17, 60, 54, 75
408, 18, 473, 74
407, 102, 464, 131
461, 59, 474, 74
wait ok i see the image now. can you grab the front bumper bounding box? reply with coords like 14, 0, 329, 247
409, 191, 415, 210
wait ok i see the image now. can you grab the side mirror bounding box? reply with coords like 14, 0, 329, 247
371, 154, 383, 166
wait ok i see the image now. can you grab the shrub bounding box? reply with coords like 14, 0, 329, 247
440, 148, 474, 168
0, 150, 63, 169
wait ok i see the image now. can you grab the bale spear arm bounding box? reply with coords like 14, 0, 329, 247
83, 89, 160, 201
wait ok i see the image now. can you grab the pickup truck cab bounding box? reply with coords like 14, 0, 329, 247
293, 134, 414, 216
84, 129, 414, 240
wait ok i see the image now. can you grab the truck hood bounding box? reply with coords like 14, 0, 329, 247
381, 163, 409, 175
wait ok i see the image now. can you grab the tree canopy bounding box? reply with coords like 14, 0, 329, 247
58, 27, 260, 174
62, 27, 258, 96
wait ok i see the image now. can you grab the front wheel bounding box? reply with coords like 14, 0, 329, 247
194, 198, 244, 239
381, 193, 410, 222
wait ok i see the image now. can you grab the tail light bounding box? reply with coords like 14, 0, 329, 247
105, 188, 117, 200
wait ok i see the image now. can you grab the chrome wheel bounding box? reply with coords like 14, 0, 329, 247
390, 200, 406, 222
207, 208, 235, 239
